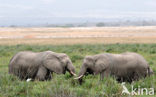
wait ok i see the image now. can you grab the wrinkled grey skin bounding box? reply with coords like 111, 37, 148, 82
76, 52, 153, 83
9, 51, 76, 81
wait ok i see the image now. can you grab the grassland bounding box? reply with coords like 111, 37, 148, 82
0, 44, 156, 97
1, 26, 156, 45
0, 26, 156, 97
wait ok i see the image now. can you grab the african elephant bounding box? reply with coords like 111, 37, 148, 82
9, 51, 76, 81
75, 52, 153, 83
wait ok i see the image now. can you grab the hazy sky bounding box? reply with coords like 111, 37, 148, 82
0, 0, 156, 25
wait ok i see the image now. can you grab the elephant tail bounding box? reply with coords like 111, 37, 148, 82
8, 63, 14, 74
147, 67, 150, 76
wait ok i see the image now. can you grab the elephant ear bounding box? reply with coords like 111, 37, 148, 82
56, 53, 68, 66
94, 57, 109, 74
43, 54, 63, 74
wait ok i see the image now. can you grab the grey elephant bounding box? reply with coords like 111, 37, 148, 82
9, 51, 76, 81
75, 52, 153, 83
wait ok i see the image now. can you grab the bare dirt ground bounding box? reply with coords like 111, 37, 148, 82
0, 26, 156, 45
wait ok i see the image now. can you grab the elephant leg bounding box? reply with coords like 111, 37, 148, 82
133, 72, 139, 81
45, 70, 53, 80
17, 67, 28, 80
100, 70, 109, 80
100, 72, 105, 80
35, 66, 47, 81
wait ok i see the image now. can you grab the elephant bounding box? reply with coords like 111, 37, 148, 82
9, 51, 76, 81
75, 52, 153, 83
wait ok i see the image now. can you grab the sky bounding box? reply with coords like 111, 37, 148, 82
0, 0, 156, 26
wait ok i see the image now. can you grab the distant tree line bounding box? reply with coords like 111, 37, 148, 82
1, 20, 156, 27
96, 20, 156, 27
42, 20, 156, 27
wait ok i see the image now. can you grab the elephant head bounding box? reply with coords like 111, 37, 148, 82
43, 53, 76, 76
74, 56, 96, 80
74, 55, 109, 81
58, 53, 76, 76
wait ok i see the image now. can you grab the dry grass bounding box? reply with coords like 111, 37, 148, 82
1, 37, 156, 45
0, 26, 156, 45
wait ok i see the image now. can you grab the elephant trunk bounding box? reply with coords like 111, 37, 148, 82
67, 60, 76, 76
74, 65, 86, 80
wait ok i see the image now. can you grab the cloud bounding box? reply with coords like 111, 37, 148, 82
0, 16, 4, 18
145, 0, 156, 7
52, 11, 156, 19
0, 4, 33, 10
41, 0, 56, 4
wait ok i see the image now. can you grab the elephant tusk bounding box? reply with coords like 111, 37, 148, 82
70, 71, 77, 76
74, 75, 83, 79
